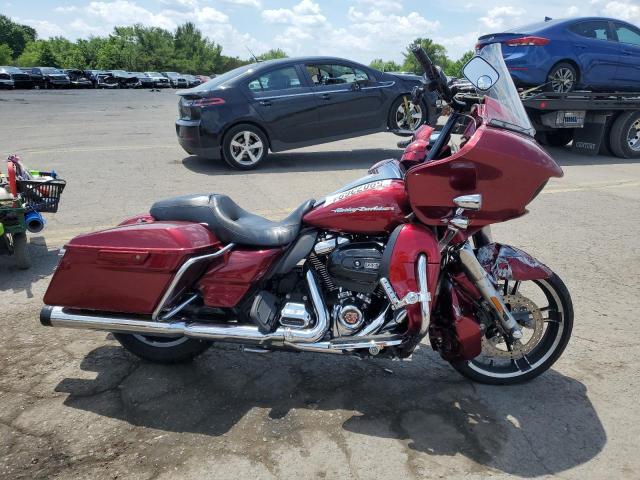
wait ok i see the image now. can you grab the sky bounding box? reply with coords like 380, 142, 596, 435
2, 0, 640, 62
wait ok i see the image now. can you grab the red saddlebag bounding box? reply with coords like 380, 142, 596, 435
44, 222, 220, 314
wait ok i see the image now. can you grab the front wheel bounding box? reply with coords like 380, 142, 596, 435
451, 273, 573, 385
113, 333, 210, 364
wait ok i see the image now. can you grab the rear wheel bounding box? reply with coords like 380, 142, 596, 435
609, 111, 640, 159
113, 333, 210, 364
546, 62, 577, 93
451, 273, 573, 385
222, 124, 268, 170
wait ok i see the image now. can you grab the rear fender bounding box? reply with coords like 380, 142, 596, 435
381, 224, 440, 337
476, 243, 552, 281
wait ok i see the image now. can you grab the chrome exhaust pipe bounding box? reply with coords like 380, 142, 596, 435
41, 270, 329, 345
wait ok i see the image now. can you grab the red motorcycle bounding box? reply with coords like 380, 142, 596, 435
40, 44, 572, 384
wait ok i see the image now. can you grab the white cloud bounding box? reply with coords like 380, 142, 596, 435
262, 0, 327, 26
22, 19, 66, 38
221, 0, 262, 7
54, 5, 78, 13
565, 5, 579, 16
480, 5, 526, 29
603, 1, 640, 22
351, 0, 403, 13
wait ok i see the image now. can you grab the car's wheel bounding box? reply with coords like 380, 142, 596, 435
546, 62, 578, 93
222, 124, 268, 170
389, 95, 426, 133
609, 110, 640, 159
12, 232, 30, 270
113, 333, 210, 364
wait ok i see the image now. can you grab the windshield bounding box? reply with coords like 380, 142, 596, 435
467, 43, 535, 137
41, 67, 64, 74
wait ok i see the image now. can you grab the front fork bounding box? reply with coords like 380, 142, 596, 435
457, 243, 523, 339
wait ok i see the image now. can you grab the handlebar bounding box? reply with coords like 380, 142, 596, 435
410, 45, 465, 111
410, 45, 439, 84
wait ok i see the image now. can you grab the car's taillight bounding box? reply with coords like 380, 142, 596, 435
192, 97, 225, 107
505, 36, 550, 47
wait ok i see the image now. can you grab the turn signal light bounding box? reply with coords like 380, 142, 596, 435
505, 36, 550, 47
192, 97, 226, 107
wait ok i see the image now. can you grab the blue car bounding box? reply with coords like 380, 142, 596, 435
477, 17, 640, 92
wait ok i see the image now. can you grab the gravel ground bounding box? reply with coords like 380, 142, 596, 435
0, 89, 639, 480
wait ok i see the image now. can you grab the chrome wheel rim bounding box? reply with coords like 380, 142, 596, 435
466, 279, 565, 379
551, 68, 575, 93
627, 119, 640, 152
230, 131, 264, 166
132, 334, 189, 347
395, 100, 423, 131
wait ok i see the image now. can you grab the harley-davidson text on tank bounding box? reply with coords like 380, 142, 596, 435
324, 180, 393, 206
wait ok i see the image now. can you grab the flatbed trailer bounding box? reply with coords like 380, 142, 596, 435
521, 91, 640, 158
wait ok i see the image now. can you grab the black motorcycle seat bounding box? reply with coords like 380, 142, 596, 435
150, 194, 315, 247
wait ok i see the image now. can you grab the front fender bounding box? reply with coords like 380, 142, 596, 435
476, 243, 552, 281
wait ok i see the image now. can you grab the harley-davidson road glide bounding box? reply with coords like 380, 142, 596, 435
40, 43, 572, 384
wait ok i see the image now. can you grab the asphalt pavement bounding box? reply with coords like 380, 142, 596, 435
0, 89, 639, 479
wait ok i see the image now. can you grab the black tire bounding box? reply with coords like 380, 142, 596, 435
389, 95, 427, 133
545, 62, 578, 93
609, 110, 640, 159
222, 123, 269, 170
113, 333, 210, 364
12, 232, 30, 270
451, 273, 573, 385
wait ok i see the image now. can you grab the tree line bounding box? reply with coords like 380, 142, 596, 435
1, 14, 472, 77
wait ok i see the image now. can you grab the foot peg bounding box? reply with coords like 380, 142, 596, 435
379, 277, 430, 311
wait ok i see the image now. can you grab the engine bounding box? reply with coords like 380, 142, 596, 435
304, 236, 388, 337
327, 242, 383, 294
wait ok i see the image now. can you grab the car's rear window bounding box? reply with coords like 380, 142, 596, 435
189, 64, 257, 92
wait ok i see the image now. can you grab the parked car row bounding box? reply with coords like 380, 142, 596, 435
0, 67, 212, 90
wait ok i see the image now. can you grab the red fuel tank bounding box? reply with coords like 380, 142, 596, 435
303, 179, 410, 234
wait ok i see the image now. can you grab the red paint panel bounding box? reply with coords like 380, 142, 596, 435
303, 180, 410, 234
385, 224, 441, 335
198, 248, 282, 308
43, 222, 219, 314
477, 243, 553, 281
406, 124, 563, 226
449, 287, 482, 360
118, 213, 155, 226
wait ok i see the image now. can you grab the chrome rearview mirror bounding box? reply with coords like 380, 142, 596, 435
462, 57, 500, 91
454, 194, 482, 211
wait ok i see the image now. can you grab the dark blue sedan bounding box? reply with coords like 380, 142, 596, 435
477, 17, 640, 92
175, 56, 434, 169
